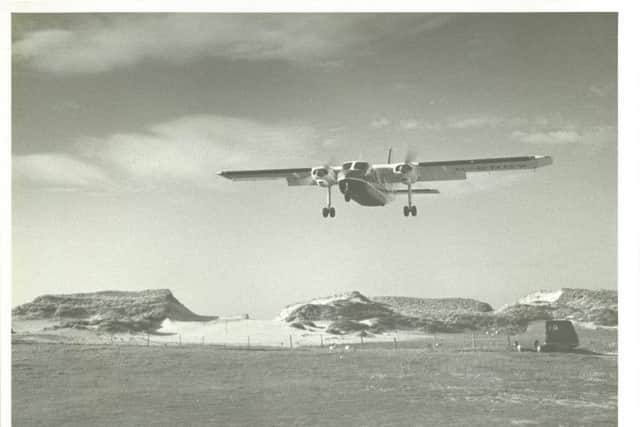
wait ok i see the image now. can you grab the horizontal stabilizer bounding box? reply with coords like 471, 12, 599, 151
392, 189, 439, 194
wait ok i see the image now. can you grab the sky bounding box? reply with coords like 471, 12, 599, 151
11, 13, 617, 318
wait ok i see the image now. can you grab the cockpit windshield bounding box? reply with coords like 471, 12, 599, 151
353, 162, 369, 171
342, 162, 353, 170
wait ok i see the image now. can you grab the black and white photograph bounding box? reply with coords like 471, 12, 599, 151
3, 6, 638, 426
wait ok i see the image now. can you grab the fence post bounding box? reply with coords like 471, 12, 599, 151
289, 335, 293, 349
320, 335, 324, 348
393, 337, 397, 350
471, 332, 476, 352
247, 336, 250, 349
146, 333, 150, 347
506, 335, 511, 349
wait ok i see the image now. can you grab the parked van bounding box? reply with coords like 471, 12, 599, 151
513, 320, 579, 352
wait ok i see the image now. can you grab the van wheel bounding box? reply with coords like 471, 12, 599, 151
534, 340, 542, 353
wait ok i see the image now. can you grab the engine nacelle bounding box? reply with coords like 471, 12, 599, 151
393, 163, 418, 184
311, 166, 337, 187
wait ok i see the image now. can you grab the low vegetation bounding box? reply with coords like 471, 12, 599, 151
12, 344, 617, 426
12, 289, 217, 333
283, 289, 617, 335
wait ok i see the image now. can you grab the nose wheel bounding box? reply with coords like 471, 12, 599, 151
322, 185, 336, 219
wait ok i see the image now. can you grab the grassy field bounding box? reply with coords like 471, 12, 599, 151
13, 343, 616, 426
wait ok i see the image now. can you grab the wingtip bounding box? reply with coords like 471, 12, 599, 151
534, 155, 553, 166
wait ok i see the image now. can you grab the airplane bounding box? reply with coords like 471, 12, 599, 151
217, 149, 552, 218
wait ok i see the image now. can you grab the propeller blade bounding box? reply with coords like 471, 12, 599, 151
404, 149, 417, 163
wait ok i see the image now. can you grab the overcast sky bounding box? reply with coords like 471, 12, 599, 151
12, 13, 616, 318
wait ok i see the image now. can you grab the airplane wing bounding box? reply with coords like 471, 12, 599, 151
217, 168, 315, 186
390, 188, 440, 194
415, 155, 552, 182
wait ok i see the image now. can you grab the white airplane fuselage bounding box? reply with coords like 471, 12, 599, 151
337, 171, 393, 206
314, 161, 395, 207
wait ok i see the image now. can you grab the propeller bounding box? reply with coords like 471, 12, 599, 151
311, 155, 340, 186
394, 148, 419, 179
404, 149, 417, 164
327, 155, 337, 168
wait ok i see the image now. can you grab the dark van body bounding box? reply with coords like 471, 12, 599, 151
513, 320, 579, 352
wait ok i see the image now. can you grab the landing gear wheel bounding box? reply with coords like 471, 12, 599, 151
410, 206, 417, 216
329, 207, 336, 218
322, 208, 329, 218
403, 206, 410, 217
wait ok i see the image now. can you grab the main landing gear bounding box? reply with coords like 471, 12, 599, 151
322, 186, 336, 218
403, 183, 418, 217
403, 205, 417, 217
322, 207, 336, 218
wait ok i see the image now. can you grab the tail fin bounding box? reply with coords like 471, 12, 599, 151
387, 147, 393, 164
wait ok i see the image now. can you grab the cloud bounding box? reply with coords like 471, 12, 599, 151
13, 14, 453, 74
380, 118, 441, 131
370, 117, 391, 129
436, 171, 528, 198
368, 114, 511, 132
578, 125, 617, 147
14, 115, 319, 191
382, 114, 509, 132
399, 119, 420, 130
588, 83, 616, 97
366, 112, 613, 149
511, 129, 581, 144
447, 115, 505, 129
13, 153, 112, 191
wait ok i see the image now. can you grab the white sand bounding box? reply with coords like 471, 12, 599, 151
155, 318, 426, 347
12, 317, 429, 347
517, 289, 563, 305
